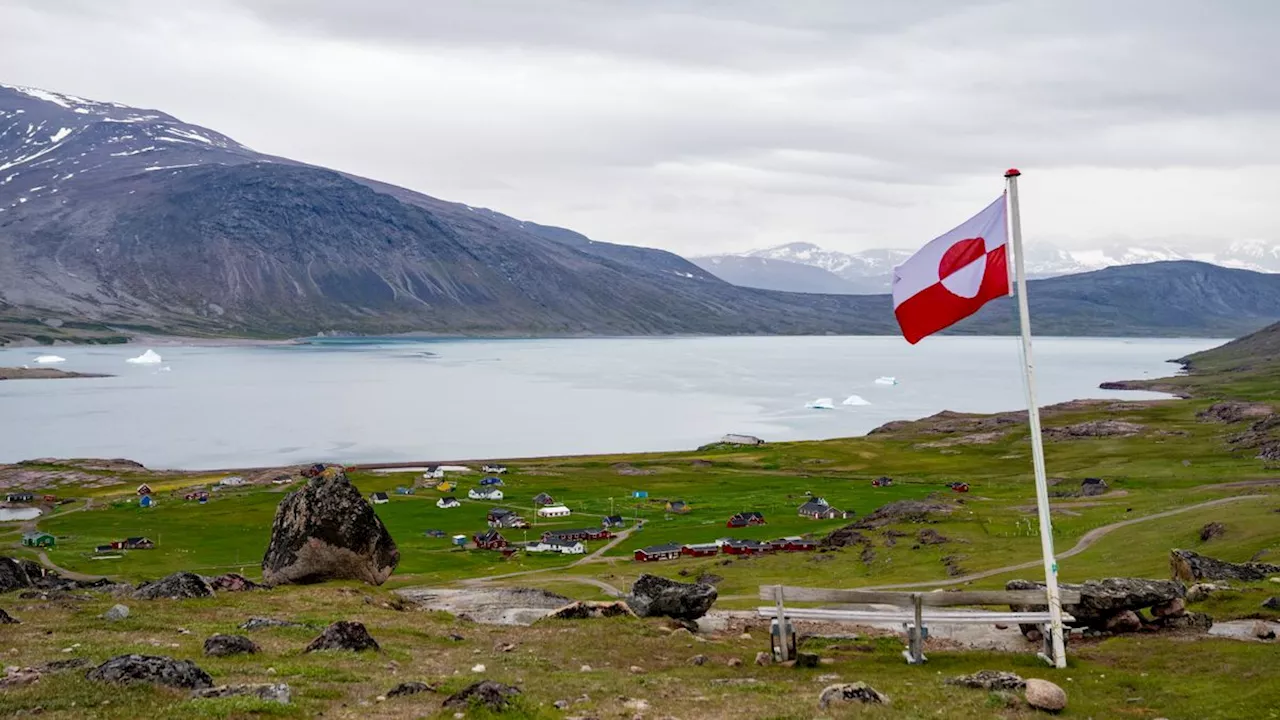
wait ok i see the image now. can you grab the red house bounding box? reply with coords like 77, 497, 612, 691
726, 512, 767, 528
634, 543, 683, 562
474, 530, 509, 550
722, 539, 767, 556
681, 543, 720, 558
542, 528, 612, 543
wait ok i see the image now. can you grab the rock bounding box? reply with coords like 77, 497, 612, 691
260, 467, 400, 586
1, 667, 42, 687
818, 682, 889, 709
86, 655, 213, 690
471, 664, 486, 673
1171, 549, 1280, 582
192, 684, 291, 704
626, 574, 718, 621
1186, 584, 1222, 603
207, 573, 260, 592
35, 659, 88, 674
1197, 402, 1273, 423
629, 665, 644, 674
0, 557, 46, 594
1024, 678, 1067, 712
1199, 522, 1227, 542
1105, 610, 1143, 633
0, 608, 18, 624
1151, 598, 1186, 618
946, 670, 1026, 691
448, 633, 465, 642
1263, 597, 1280, 610
1044, 420, 1143, 440
495, 642, 516, 653
754, 651, 771, 666
579, 664, 592, 672
240, 617, 306, 631
203, 635, 260, 657
303, 621, 380, 653
1255, 621, 1277, 640
132, 572, 215, 600
442, 680, 520, 712
917, 529, 950, 545
690, 655, 708, 666
553, 699, 570, 710
695, 573, 724, 585
848, 500, 954, 530
623, 698, 650, 712
727, 658, 742, 667
386, 681, 435, 698
795, 652, 820, 668
101, 605, 130, 622
546, 601, 636, 620
1158, 612, 1214, 631
1079, 477, 1109, 496
1007, 578, 1184, 627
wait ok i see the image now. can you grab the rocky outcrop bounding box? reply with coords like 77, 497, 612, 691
1198, 402, 1273, 423
0, 557, 48, 593
1025, 678, 1067, 712
1044, 420, 1143, 440
917, 529, 950, 545
86, 655, 213, 690
303, 621, 380, 653
239, 617, 309, 631
443, 681, 521, 712
386, 681, 436, 698
208, 573, 260, 592
546, 601, 636, 620
193, 684, 291, 704
101, 604, 129, 621
1263, 596, 1280, 610
1199, 523, 1227, 542
626, 574, 717, 621
946, 671, 1025, 691
852, 500, 955, 530
133, 572, 215, 600
1007, 578, 1187, 632
1171, 549, 1280, 582
203, 635, 260, 657
0, 608, 18, 624
261, 467, 399, 586
818, 682, 888, 709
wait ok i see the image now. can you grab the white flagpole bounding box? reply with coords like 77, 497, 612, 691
1005, 168, 1068, 668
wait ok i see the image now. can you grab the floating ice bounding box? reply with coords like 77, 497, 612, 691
842, 395, 871, 406
805, 397, 835, 410
874, 376, 898, 386
126, 349, 163, 364
33, 355, 66, 364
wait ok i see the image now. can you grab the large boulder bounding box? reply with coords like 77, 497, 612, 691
193, 684, 291, 704
261, 467, 399, 586
1007, 578, 1184, 628
208, 573, 260, 592
626, 574, 717, 620
86, 655, 213, 690
303, 621, 380, 652
0, 557, 46, 593
1171, 549, 1280, 583
0, 608, 18, 624
946, 671, 1025, 691
203, 634, 260, 657
1025, 678, 1067, 712
133, 572, 215, 600
443, 680, 520, 712
546, 601, 636, 620
818, 682, 889, 709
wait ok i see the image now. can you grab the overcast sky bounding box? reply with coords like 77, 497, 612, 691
2, 0, 1277, 255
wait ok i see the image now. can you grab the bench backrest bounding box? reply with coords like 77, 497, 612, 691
759, 585, 1082, 607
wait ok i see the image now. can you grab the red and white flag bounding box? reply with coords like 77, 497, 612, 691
892, 195, 1010, 344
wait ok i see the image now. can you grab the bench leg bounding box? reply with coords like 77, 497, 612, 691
1036, 622, 1059, 667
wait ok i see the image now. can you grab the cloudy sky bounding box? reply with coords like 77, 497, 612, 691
2, 0, 1277, 256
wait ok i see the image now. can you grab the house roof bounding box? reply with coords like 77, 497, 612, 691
540, 540, 583, 549
125, 536, 150, 543
683, 543, 719, 551
475, 530, 504, 541
639, 543, 684, 554
22, 531, 52, 540
538, 505, 570, 512
798, 501, 830, 513
604, 515, 624, 522
440, 496, 458, 503
371, 492, 388, 499
488, 508, 514, 516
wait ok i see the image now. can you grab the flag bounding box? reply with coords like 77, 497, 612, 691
892, 195, 1009, 344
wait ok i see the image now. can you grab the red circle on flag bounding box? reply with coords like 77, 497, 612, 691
939, 237, 986, 279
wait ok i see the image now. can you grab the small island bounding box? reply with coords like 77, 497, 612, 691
0, 367, 113, 381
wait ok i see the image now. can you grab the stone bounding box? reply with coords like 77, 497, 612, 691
192, 684, 291, 704
690, 655, 708, 666
1024, 678, 1067, 712
0, 608, 18, 624
239, 617, 306, 631
1170, 549, 1280, 583
629, 665, 644, 674
754, 651, 771, 666
303, 621, 380, 653
1105, 610, 1143, 633
1159, 611, 1214, 631
727, 658, 742, 668
626, 574, 718, 621
471, 664, 486, 673
818, 682, 889, 709
546, 601, 636, 620
132, 572, 214, 600
1254, 621, 1277, 640
1263, 597, 1280, 610
203, 635, 260, 657
1, 667, 42, 687
260, 467, 400, 586
35, 659, 89, 674
945, 670, 1026, 691
917, 528, 950, 545
386, 681, 435, 698
1007, 578, 1184, 628
0, 557, 45, 594
1079, 477, 1109, 496
795, 652, 820, 668
623, 698, 650, 712
442, 680, 520, 712
86, 655, 213, 690
207, 573, 260, 592
1186, 584, 1222, 603
1199, 522, 1229, 542
1151, 598, 1186, 618
101, 605, 130, 622
553, 700, 570, 710
580, 665, 592, 672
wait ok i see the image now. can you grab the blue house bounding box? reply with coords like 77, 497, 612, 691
480, 477, 505, 487
139, 495, 155, 508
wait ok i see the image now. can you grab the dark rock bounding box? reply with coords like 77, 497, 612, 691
0, 608, 18, 624
850, 500, 954, 530
260, 467, 399, 586
1007, 578, 1184, 627
0, 557, 49, 593
1199, 522, 1227, 542
303, 621, 380, 652
1158, 611, 1214, 631
1197, 402, 1273, 423
794, 652, 820, 668
917, 529, 949, 545
1171, 549, 1280, 582
1105, 610, 1143, 633
1025, 678, 1068, 712
626, 574, 717, 621
1044, 420, 1143, 440
192, 684, 291, 704
101, 604, 129, 621
546, 601, 636, 620
239, 617, 307, 631
132, 572, 215, 600
821, 526, 874, 549
1254, 621, 1276, 640
208, 573, 260, 592
35, 659, 89, 674
1152, 598, 1186, 618
690, 654, 708, 666
946, 670, 1026, 691
442, 680, 520, 712
1263, 597, 1280, 611
386, 681, 435, 698
818, 682, 888, 709
447, 633, 465, 642
696, 573, 724, 585
203, 634, 260, 657
1080, 477, 1109, 496
86, 655, 213, 690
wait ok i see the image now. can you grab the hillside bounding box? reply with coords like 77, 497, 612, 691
690, 254, 881, 294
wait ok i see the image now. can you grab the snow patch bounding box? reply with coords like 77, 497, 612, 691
48, 127, 73, 143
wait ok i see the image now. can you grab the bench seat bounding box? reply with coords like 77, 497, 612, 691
755, 607, 1071, 625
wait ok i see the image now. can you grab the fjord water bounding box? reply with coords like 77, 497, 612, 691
0, 336, 1220, 470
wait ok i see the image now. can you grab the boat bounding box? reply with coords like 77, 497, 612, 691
805, 397, 835, 410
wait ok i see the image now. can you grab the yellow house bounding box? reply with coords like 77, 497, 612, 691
435, 480, 457, 493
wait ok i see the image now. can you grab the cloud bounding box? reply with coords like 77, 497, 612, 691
1, 0, 1277, 255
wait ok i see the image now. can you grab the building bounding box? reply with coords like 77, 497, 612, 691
536, 505, 571, 518
122, 537, 155, 550
541, 528, 611, 543
722, 539, 768, 555
422, 466, 445, 480
184, 491, 210, 502
139, 495, 155, 508
948, 482, 971, 493
872, 476, 894, 487
681, 543, 719, 558
666, 500, 690, 514
474, 530, 509, 550
721, 434, 765, 446
219, 476, 245, 487
42, 494, 57, 503
302, 463, 327, 478
479, 476, 505, 487
452, 535, 468, 547
437, 496, 461, 509
533, 493, 555, 506
370, 492, 390, 505
797, 497, 849, 520
435, 480, 457, 492
6, 492, 34, 503
135, 484, 152, 496
94, 545, 116, 553
602, 515, 626, 528
634, 543, 684, 562
468, 488, 504, 501
727, 511, 767, 528
527, 540, 586, 555
482, 465, 508, 474
487, 508, 529, 529
775, 537, 818, 552
21, 532, 55, 548
395, 486, 415, 495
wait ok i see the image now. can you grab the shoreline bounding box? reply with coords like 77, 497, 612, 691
0, 367, 114, 381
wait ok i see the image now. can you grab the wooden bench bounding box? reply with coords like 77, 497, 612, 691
758, 585, 1080, 666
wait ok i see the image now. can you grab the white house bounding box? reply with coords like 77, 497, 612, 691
436, 496, 461, 509
482, 464, 508, 474
536, 505, 571, 518
527, 540, 585, 555
468, 488, 504, 501
219, 476, 245, 487
422, 466, 445, 480
370, 492, 389, 505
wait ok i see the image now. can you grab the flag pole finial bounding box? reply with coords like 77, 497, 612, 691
1004, 167, 1021, 178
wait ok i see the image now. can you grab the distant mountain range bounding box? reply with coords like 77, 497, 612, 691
694, 241, 1280, 295
3, 82, 1280, 345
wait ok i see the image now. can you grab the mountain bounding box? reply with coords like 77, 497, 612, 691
3, 83, 1280, 345
689, 255, 882, 294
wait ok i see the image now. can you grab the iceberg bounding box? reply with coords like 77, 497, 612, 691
805, 397, 835, 410
126, 349, 163, 365
33, 355, 66, 364
874, 376, 898, 386
842, 394, 871, 406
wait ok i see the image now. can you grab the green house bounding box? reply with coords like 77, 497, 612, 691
21, 532, 55, 548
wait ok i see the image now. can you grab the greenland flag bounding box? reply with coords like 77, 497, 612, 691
892, 195, 1010, 344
